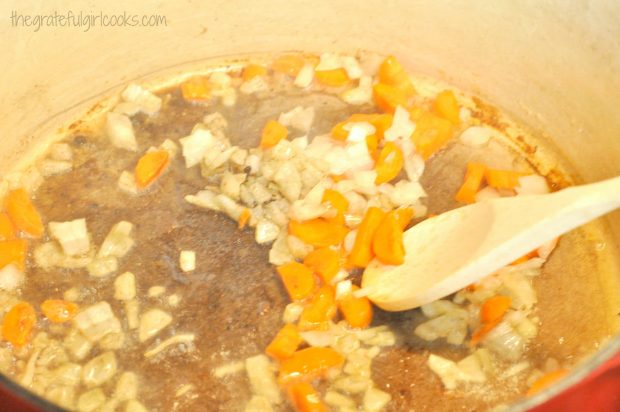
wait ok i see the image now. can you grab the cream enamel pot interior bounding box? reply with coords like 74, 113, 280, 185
1, 0, 620, 410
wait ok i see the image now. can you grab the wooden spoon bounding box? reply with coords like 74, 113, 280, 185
362, 176, 620, 311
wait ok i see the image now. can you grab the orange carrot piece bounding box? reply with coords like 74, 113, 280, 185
455, 162, 487, 204
338, 285, 373, 328
433, 90, 460, 124
366, 134, 379, 159
279, 347, 344, 384
348, 207, 386, 268
471, 295, 512, 346
480, 295, 512, 324
242, 63, 268, 81
303, 247, 342, 284
260, 120, 289, 149
378, 55, 416, 98
238, 208, 251, 229
272, 55, 306, 77
375, 142, 404, 184
277, 262, 317, 301
485, 168, 524, 189
289, 218, 348, 248
5, 189, 44, 238
315, 68, 350, 87
409, 108, 454, 159
266, 324, 303, 361
181, 76, 211, 102
322, 190, 349, 215
40, 299, 78, 323
510, 249, 539, 265
330, 121, 349, 141
0, 239, 28, 271
2, 301, 36, 347
288, 382, 328, 412
373, 83, 409, 113
372, 211, 406, 265
298, 285, 337, 331
0, 213, 16, 240
527, 369, 569, 396
135, 150, 170, 189
393, 207, 414, 230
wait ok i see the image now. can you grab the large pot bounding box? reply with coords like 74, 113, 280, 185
1, 0, 619, 410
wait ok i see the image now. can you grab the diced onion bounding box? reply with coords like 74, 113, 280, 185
138, 309, 172, 342
82, 351, 117, 387
459, 126, 495, 147
49, 218, 90, 256
516, 175, 550, 196
180, 129, 216, 168
113, 272, 136, 301
245, 354, 281, 404
179, 250, 196, 272
294, 64, 315, 88
120, 83, 162, 115
105, 112, 137, 151
0, 264, 24, 292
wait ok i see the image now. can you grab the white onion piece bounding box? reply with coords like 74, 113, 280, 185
49, 218, 90, 256
245, 355, 281, 404
363, 387, 392, 412
77, 388, 106, 412
278, 106, 315, 133
105, 112, 137, 151
294, 63, 315, 88
240, 76, 269, 94
483, 321, 526, 361
498, 272, 537, 310
341, 75, 373, 105
73, 302, 122, 342
114, 271, 136, 301
516, 175, 550, 196
120, 83, 162, 115
388, 180, 427, 207
315, 53, 342, 71
82, 351, 117, 387
459, 126, 495, 147
335, 280, 353, 300
180, 129, 215, 168
384, 106, 415, 142
255, 220, 280, 244
138, 309, 172, 342
97, 221, 134, 259
300, 330, 335, 347
0, 264, 24, 292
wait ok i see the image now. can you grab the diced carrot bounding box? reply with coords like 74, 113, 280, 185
2, 301, 36, 347
40, 299, 78, 323
322, 189, 349, 215
288, 382, 328, 412
527, 369, 569, 396
315, 68, 350, 87
238, 208, 251, 229
330, 174, 347, 183
485, 168, 524, 189
303, 247, 342, 284
349, 113, 394, 140
470, 321, 498, 346
277, 262, 317, 301
366, 134, 379, 159
181, 76, 211, 102
272, 55, 306, 77
409, 108, 454, 159
242, 63, 268, 81
289, 219, 348, 248
375, 142, 404, 184
393, 207, 414, 230
433, 90, 460, 124
0, 213, 16, 240
330, 121, 349, 141
338, 285, 373, 328
471, 295, 512, 346
348, 207, 386, 268
378, 55, 416, 98
5, 189, 44, 238
455, 162, 487, 204
298, 285, 337, 331
135, 150, 170, 189
480, 295, 512, 324
372, 211, 406, 265
0, 239, 28, 271
373, 83, 409, 113
260, 120, 289, 149
266, 324, 303, 361
279, 347, 344, 384
510, 249, 538, 265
